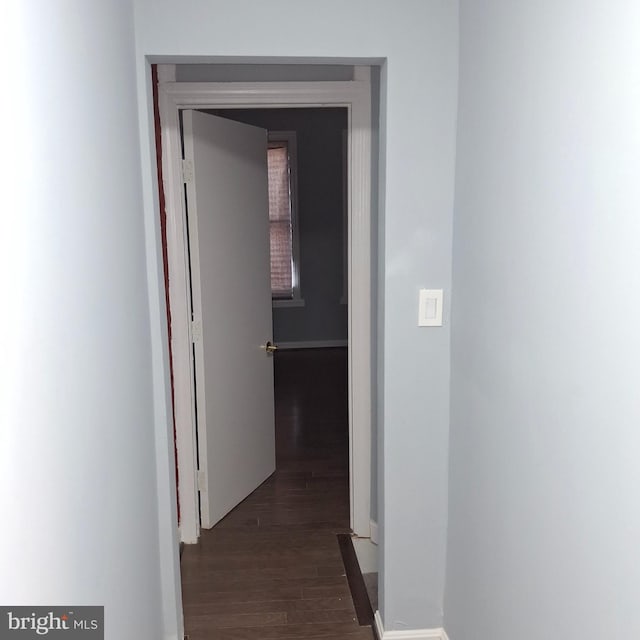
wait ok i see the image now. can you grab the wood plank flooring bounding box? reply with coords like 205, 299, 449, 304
181, 348, 374, 640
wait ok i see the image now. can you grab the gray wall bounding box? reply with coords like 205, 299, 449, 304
207, 108, 348, 345
445, 2, 640, 638
134, 0, 459, 631
1, 2, 175, 639
177, 63, 354, 82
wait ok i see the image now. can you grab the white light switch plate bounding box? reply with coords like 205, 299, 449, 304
418, 289, 443, 327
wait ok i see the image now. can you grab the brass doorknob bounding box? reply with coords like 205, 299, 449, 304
265, 341, 278, 354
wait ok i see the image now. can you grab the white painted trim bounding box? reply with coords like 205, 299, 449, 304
346, 69, 373, 537
374, 612, 384, 640
277, 340, 347, 350
370, 519, 379, 545
159, 76, 372, 542
157, 64, 176, 83
353, 65, 370, 83
158, 83, 200, 544
374, 612, 449, 640
340, 128, 348, 306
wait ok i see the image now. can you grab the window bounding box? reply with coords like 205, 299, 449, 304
267, 131, 303, 306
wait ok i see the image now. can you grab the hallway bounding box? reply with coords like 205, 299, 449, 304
180, 348, 375, 639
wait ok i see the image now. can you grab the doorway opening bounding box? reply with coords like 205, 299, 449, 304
157, 67, 375, 548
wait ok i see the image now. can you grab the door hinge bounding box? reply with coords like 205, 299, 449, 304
197, 469, 206, 492
182, 158, 194, 184
191, 319, 202, 343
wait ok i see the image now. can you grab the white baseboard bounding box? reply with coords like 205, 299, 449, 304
374, 611, 449, 640
370, 519, 379, 545
277, 339, 347, 350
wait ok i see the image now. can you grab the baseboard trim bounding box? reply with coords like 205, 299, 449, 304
374, 611, 449, 640
277, 340, 348, 350
370, 519, 379, 545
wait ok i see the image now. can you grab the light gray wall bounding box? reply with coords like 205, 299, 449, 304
445, 2, 640, 639
206, 108, 348, 345
0, 2, 176, 639
133, 0, 459, 631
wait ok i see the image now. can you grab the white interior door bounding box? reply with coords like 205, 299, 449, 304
183, 109, 276, 529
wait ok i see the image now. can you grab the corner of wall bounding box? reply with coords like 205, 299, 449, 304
374, 611, 450, 640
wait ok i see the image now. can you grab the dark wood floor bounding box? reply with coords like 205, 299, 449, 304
181, 348, 374, 640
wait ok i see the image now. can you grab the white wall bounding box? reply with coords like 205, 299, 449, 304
0, 2, 176, 639
133, 0, 459, 630
445, 1, 640, 638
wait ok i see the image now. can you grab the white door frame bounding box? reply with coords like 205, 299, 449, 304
158, 68, 372, 543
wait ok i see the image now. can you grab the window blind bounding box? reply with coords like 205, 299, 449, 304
267, 143, 293, 298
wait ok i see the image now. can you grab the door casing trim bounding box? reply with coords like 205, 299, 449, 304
158, 68, 372, 543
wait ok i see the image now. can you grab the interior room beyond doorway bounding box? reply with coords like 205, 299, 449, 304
208, 107, 349, 352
